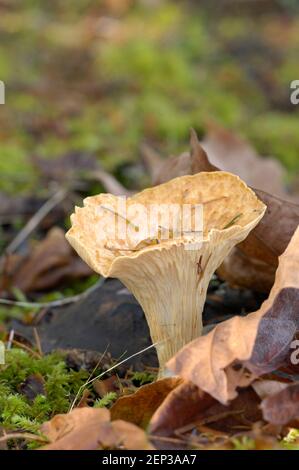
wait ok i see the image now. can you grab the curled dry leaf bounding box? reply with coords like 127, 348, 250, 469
110, 377, 183, 428
40, 407, 154, 450
201, 125, 294, 201
166, 226, 299, 404
111, 420, 155, 450
217, 247, 276, 293
252, 379, 289, 400
154, 129, 299, 291
149, 380, 262, 449
0, 227, 92, 295
152, 133, 216, 186
93, 375, 119, 398
40, 407, 110, 450
260, 383, 299, 425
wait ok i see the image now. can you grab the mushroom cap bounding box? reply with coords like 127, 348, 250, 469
66, 171, 266, 278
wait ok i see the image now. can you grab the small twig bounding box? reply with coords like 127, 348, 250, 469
33, 327, 43, 356
3, 188, 67, 257
6, 329, 14, 350
90, 170, 133, 197
148, 435, 188, 446
11, 339, 42, 359
175, 409, 244, 437
0, 278, 105, 309
0, 432, 47, 444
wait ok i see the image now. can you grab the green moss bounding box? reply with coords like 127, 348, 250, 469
94, 392, 117, 409
231, 436, 256, 450
131, 371, 156, 386
0, 349, 89, 432
0, 143, 34, 193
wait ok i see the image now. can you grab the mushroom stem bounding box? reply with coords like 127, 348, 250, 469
116, 240, 235, 372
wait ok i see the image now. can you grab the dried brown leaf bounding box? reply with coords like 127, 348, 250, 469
1, 227, 92, 294
261, 383, 299, 425
111, 420, 154, 450
252, 379, 289, 400
149, 381, 262, 449
201, 125, 294, 201
110, 377, 183, 428
217, 247, 276, 293
40, 407, 154, 450
93, 375, 119, 397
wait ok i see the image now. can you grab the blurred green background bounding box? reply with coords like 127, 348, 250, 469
0, 0, 299, 194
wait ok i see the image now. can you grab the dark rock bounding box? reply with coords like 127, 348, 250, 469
12, 278, 266, 371
13, 279, 158, 369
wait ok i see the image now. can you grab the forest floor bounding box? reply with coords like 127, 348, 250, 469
0, 0, 299, 450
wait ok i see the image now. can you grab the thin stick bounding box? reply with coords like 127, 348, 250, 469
0, 278, 104, 309
12, 339, 42, 358
6, 329, 14, 350
0, 432, 47, 444
148, 435, 188, 446
33, 327, 43, 356
3, 188, 67, 256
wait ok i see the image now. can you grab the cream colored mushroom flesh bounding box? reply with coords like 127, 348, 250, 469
66, 172, 266, 370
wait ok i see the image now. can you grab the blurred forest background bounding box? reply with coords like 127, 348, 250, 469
1, 0, 299, 196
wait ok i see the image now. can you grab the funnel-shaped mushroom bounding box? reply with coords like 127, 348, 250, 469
66, 172, 266, 370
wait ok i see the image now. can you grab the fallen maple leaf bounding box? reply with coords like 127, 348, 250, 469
166, 226, 299, 404
110, 377, 183, 428
40, 407, 154, 450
